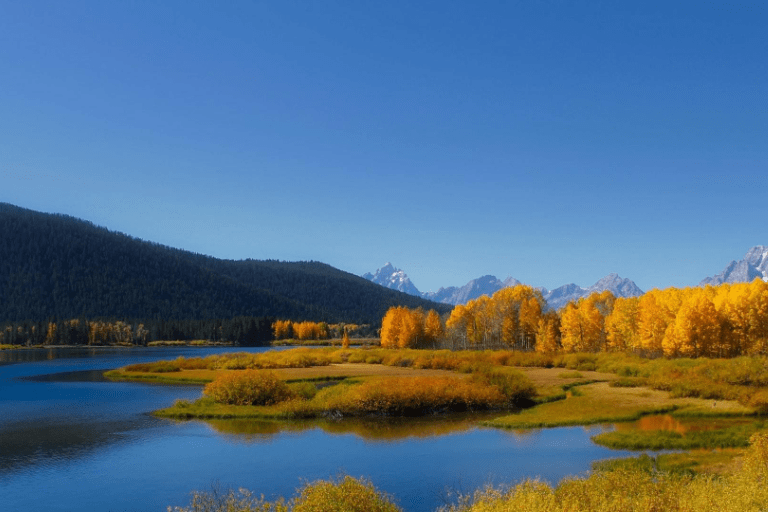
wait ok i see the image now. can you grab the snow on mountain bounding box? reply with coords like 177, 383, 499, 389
362, 263, 422, 296
363, 263, 643, 310
700, 246, 768, 286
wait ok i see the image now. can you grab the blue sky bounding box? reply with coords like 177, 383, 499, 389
2, 1, 766, 293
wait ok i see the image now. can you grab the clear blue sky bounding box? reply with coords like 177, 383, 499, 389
2, 1, 766, 293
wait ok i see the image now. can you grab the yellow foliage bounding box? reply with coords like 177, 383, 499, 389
446, 285, 546, 349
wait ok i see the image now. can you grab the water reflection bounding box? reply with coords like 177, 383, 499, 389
613, 414, 753, 434
200, 413, 502, 443
0, 416, 150, 475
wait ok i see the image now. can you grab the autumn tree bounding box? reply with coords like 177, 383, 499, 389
380, 306, 425, 348
423, 309, 444, 348
560, 291, 615, 352
605, 297, 640, 351
535, 310, 561, 353
663, 292, 722, 357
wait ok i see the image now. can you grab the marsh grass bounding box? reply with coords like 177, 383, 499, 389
440, 433, 768, 512
169, 475, 400, 512
590, 450, 744, 476
486, 382, 683, 428
591, 420, 767, 450
156, 368, 536, 420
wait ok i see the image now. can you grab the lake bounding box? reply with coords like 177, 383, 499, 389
0, 347, 633, 511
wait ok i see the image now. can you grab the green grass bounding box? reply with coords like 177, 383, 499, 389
103, 369, 213, 384
591, 421, 767, 450
485, 382, 681, 429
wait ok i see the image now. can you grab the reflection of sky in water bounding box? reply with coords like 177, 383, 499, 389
1, 348, 634, 512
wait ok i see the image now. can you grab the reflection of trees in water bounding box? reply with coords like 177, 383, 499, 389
500, 428, 543, 443
611, 414, 753, 435
203, 413, 503, 443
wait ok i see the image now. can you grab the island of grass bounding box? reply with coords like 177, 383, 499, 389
107, 347, 768, 468
106, 348, 539, 419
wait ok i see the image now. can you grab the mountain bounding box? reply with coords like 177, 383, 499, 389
422, 276, 522, 306
0, 203, 450, 324
363, 262, 642, 309
700, 246, 768, 286
362, 263, 421, 296
541, 273, 645, 311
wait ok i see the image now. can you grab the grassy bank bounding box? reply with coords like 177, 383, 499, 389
485, 381, 755, 429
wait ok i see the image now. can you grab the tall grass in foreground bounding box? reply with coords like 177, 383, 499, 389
168, 475, 400, 512
170, 433, 768, 512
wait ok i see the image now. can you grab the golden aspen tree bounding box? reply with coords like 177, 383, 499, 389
423, 309, 444, 347
446, 304, 473, 349
606, 296, 640, 351
380, 307, 401, 348
559, 302, 583, 352
398, 308, 425, 348
470, 296, 494, 346
535, 311, 561, 353
664, 293, 722, 357
637, 290, 679, 356
272, 320, 293, 340
342, 328, 350, 348
519, 297, 542, 350
747, 279, 768, 354
45, 322, 57, 345
716, 283, 752, 355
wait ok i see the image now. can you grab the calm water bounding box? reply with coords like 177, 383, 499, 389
0, 347, 632, 512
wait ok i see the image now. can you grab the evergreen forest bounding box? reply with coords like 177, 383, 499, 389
0, 203, 449, 345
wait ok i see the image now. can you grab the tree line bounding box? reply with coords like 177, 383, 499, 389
0, 316, 275, 347
271, 320, 369, 340
382, 280, 768, 357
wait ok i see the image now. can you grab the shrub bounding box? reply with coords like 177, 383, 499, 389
203, 370, 295, 406
324, 376, 507, 416
288, 381, 318, 400
291, 475, 400, 512
474, 368, 537, 405
169, 476, 398, 512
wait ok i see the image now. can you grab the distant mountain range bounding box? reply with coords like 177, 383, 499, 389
700, 246, 768, 286
0, 203, 450, 324
366, 247, 768, 309
363, 263, 644, 310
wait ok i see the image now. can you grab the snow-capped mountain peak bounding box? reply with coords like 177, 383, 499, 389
700, 246, 768, 286
362, 263, 421, 296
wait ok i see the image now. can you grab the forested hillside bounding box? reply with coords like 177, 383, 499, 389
0, 203, 450, 325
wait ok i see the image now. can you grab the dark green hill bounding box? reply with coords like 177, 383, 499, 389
0, 203, 451, 324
